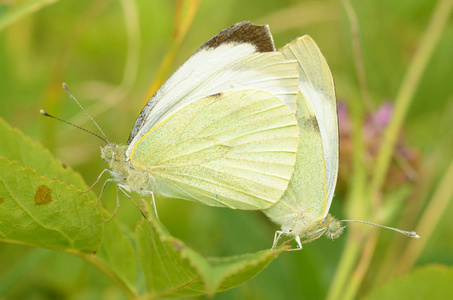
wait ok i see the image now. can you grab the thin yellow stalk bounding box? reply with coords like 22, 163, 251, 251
370, 0, 453, 200
146, 0, 200, 100
343, 0, 453, 299
341, 0, 373, 111
327, 87, 367, 299
329, 0, 453, 299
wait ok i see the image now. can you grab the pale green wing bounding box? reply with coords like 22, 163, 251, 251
129, 89, 299, 210
263, 92, 327, 226
280, 36, 338, 217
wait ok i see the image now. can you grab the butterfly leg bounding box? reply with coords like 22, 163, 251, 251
101, 185, 121, 222
294, 236, 303, 250
116, 185, 147, 218
282, 235, 303, 251
83, 169, 119, 193
95, 178, 117, 206
142, 191, 158, 219
272, 231, 284, 249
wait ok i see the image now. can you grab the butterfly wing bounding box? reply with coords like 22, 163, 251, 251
280, 36, 338, 217
127, 21, 299, 154
129, 89, 299, 210
263, 92, 327, 225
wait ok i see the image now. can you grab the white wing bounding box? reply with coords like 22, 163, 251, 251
280, 36, 338, 217
126, 21, 300, 157
129, 89, 299, 210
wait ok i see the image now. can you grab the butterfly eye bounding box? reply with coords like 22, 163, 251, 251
101, 146, 114, 162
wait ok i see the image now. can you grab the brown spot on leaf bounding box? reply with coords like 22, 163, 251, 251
34, 185, 53, 205
0, 198, 4, 204
172, 241, 185, 250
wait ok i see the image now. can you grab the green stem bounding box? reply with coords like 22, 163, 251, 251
330, 1, 453, 299
396, 158, 453, 274
374, 140, 451, 284
327, 235, 362, 300
146, 0, 200, 99
0, 0, 60, 32
342, 0, 453, 299
341, 0, 373, 111
327, 86, 367, 299
370, 0, 453, 198
343, 231, 378, 300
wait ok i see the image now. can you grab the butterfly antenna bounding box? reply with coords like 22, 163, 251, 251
61, 82, 110, 144
341, 219, 420, 238
40, 109, 108, 144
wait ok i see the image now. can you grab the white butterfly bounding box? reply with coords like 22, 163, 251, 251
45, 21, 419, 241
96, 21, 302, 217
263, 36, 418, 250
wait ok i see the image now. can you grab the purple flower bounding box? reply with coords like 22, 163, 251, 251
337, 101, 419, 189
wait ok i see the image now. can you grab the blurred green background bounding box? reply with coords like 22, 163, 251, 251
1, 0, 453, 299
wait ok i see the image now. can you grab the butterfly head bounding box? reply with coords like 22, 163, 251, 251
100, 144, 114, 163
100, 144, 130, 179
101, 144, 123, 164
283, 213, 345, 244
324, 215, 345, 239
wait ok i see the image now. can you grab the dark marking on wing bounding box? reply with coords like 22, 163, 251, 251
0, 197, 4, 204
201, 21, 275, 52
311, 115, 321, 132
128, 108, 147, 144
210, 92, 222, 98
34, 185, 53, 205
300, 113, 321, 132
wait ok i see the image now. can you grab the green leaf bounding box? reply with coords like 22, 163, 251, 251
0, 117, 87, 190
96, 219, 138, 290
136, 210, 285, 298
0, 158, 102, 252
366, 265, 453, 300
136, 214, 202, 297
0, 117, 101, 251
207, 250, 282, 293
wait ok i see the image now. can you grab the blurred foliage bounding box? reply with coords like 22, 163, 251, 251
0, 0, 452, 299
366, 265, 453, 299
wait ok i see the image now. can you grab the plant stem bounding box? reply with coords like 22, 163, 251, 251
342, 231, 378, 300
330, 0, 453, 299
327, 87, 367, 299
344, 0, 453, 299
395, 158, 453, 274
341, 0, 373, 111
327, 235, 362, 300
370, 0, 453, 199
0, 0, 60, 32
374, 140, 451, 284
146, 0, 200, 99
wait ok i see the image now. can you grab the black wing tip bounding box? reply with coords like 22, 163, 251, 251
201, 21, 275, 53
